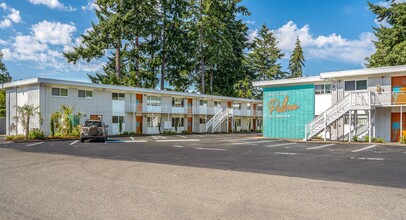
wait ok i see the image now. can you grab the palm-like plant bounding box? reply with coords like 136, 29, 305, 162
13, 104, 43, 140
60, 104, 74, 135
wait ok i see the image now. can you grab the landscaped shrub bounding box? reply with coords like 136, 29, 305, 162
364, 136, 369, 142
352, 136, 358, 142
53, 132, 64, 138
71, 126, 80, 137
401, 135, 406, 144
372, 137, 385, 143
129, 132, 136, 136
28, 128, 45, 139
50, 118, 55, 137
181, 130, 188, 134
122, 131, 129, 135
5, 134, 26, 141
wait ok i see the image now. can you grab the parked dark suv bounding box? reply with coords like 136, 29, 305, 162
80, 120, 108, 142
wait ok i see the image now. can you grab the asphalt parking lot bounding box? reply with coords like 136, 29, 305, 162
1, 133, 406, 219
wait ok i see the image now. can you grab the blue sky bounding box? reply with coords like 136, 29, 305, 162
0, 0, 389, 82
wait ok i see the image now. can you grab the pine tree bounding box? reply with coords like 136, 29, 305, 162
288, 37, 305, 78
0, 52, 12, 117
366, 0, 406, 67
246, 24, 284, 81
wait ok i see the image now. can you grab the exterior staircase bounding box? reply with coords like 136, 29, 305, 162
305, 91, 373, 141
206, 108, 233, 133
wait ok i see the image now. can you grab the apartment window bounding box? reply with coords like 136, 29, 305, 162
78, 90, 93, 99
172, 97, 184, 107
234, 119, 241, 127
345, 80, 367, 91
247, 103, 251, 110
315, 84, 331, 94
112, 116, 125, 124
199, 100, 207, 106
199, 118, 206, 124
172, 117, 184, 127
233, 103, 241, 110
257, 105, 263, 111
112, 93, 125, 101
52, 88, 68, 97
214, 101, 221, 107
147, 117, 160, 128
147, 95, 161, 106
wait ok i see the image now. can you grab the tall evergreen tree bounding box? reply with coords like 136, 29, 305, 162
366, 0, 406, 67
0, 52, 12, 117
246, 24, 284, 81
288, 37, 305, 78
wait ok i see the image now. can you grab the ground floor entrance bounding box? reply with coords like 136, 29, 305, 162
391, 112, 406, 142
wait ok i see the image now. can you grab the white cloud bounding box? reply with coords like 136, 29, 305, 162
27, 0, 76, 11
247, 29, 258, 44
0, 3, 22, 29
32, 20, 77, 45
1, 20, 103, 74
82, 0, 99, 11
266, 21, 376, 65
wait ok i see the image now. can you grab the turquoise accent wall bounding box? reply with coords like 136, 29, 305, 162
263, 84, 315, 139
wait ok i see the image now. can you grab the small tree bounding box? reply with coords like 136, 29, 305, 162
50, 118, 55, 137
60, 104, 74, 136
14, 104, 43, 140
289, 37, 305, 78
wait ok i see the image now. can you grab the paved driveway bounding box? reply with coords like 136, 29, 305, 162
0, 133, 405, 219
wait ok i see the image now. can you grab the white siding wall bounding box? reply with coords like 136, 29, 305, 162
375, 108, 391, 141
315, 94, 332, 115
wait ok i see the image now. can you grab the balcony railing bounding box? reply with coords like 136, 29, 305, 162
124, 103, 263, 117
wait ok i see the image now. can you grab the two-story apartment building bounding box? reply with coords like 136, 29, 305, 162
2, 78, 262, 136
253, 65, 406, 143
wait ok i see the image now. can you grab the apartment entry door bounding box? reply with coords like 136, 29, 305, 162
392, 76, 406, 105
391, 112, 406, 142
187, 117, 192, 133
136, 116, 142, 134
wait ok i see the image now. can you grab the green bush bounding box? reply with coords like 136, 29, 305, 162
129, 131, 136, 136
28, 128, 45, 139
364, 136, 369, 142
181, 130, 188, 134
352, 136, 358, 142
5, 134, 26, 141
54, 132, 64, 138
400, 136, 406, 144
71, 126, 80, 137
372, 137, 385, 143
122, 131, 129, 135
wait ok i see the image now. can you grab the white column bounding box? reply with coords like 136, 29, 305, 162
348, 110, 352, 143
368, 110, 372, 143
324, 111, 327, 142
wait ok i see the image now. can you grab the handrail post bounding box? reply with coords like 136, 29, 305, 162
324, 111, 327, 142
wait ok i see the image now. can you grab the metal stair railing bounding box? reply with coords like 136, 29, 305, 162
206, 108, 223, 133
305, 91, 371, 141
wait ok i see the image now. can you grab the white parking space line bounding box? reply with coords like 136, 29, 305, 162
70, 140, 78, 145
107, 140, 147, 143
196, 135, 204, 138
172, 145, 184, 148
26, 142, 44, 146
152, 136, 158, 140
306, 144, 335, 150
267, 143, 296, 148
349, 157, 385, 161
196, 147, 226, 151
274, 152, 298, 155
130, 136, 134, 140
352, 145, 377, 152
228, 140, 278, 145
176, 135, 187, 139
156, 139, 200, 142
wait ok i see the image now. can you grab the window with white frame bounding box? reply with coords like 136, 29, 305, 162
247, 103, 251, 110
112, 116, 125, 124
147, 95, 161, 106
199, 100, 207, 106
52, 88, 68, 97
112, 93, 125, 101
233, 102, 241, 110
78, 90, 93, 99
345, 80, 367, 91
172, 97, 184, 107
315, 84, 331, 94
147, 116, 160, 127
172, 117, 184, 127
199, 118, 206, 124
214, 101, 221, 107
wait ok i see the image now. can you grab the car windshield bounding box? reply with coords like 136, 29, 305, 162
84, 121, 102, 127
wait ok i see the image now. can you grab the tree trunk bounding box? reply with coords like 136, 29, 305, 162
116, 36, 121, 78
210, 64, 213, 94
199, 0, 205, 94
161, 2, 166, 91
136, 34, 140, 86
25, 116, 29, 140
